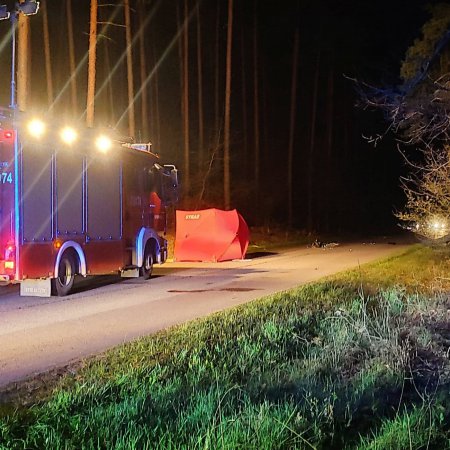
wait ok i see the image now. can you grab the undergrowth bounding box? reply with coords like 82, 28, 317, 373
1, 246, 450, 449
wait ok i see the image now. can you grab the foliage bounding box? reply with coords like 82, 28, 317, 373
357, 3, 450, 241
400, 4, 450, 83
2, 247, 450, 448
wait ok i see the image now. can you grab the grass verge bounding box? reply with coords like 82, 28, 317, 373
1, 245, 450, 449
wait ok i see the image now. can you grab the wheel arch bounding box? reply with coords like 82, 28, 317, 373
54, 241, 87, 278
135, 228, 161, 267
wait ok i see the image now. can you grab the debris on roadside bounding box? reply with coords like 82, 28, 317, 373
310, 239, 340, 249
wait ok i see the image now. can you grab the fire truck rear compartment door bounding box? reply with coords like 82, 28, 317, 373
56, 151, 84, 236
22, 145, 53, 242
87, 157, 121, 240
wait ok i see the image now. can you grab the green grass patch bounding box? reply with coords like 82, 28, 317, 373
2, 245, 450, 449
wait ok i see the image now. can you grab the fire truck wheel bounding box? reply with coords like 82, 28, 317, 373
54, 253, 76, 296
141, 243, 154, 280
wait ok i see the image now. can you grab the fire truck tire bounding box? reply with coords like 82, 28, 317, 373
53, 253, 76, 296
141, 242, 154, 280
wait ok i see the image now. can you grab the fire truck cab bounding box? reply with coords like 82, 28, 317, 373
0, 109, 178, 296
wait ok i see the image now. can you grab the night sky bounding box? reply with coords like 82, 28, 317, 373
0, 0, 442, 233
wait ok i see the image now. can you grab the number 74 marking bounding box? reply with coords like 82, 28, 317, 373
1, 172, 13, 183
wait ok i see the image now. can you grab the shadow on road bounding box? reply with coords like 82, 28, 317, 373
245, 251, 277, 259
71, 275, 124, 294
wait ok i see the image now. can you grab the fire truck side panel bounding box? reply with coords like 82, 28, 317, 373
20, 242, 55, 279
56, 150, 84, 237
86, 155, 122, 241
21, 143, 53, 243
83, 240, 124, 274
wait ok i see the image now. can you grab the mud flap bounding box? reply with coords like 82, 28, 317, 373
20, 279, 52, 297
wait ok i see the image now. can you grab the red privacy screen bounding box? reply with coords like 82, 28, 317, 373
174, 209, 249, 262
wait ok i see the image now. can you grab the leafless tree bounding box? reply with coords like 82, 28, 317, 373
355, 30, 450, 240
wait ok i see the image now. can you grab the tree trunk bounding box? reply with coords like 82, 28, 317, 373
307, 52, 320, 232
124, 0, 135, 138
214, 2, 220, 144
183, 0, 190, 195
325, 67, 334, 231
42, 0, 53, 109
86, 0, 98, 128
196, 3, 204, 169
288, 29, 299, 228
67, 0, 77, 115
153, 39, 161, 149
176, 2, 183, 148
253, 0, 260, 213
223, 0, 233, 209
138, 0, 149, 139
104, 39, 115, 124
17, 12, 30, 111
241, 21, 248, 172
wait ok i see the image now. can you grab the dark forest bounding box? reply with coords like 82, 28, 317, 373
0, 0, 440, 232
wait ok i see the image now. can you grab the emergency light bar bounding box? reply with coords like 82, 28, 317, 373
122, 142, 153, 153
0, 5, 10, 20
18, 0, 39, 16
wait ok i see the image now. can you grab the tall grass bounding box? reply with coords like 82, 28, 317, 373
2, 246, 450, 449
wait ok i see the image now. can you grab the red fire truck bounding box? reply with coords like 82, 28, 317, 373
0, 109, 178, 297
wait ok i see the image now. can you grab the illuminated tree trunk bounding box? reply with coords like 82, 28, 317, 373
288, 28, 299, 228
138, 0, 149, 138
183, 0, 190, 194
124, 0, 135, 138
17, 12, 29, 111
196, 3, 204, 168
223, 0, 233, 209
104, 39, 115, 124
153, 40, 161, 149
42, 0, 53, 109
67, 0, 77, 115
86, 0, 98, 128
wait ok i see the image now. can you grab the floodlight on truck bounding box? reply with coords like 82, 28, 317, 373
60, 126, 78, 145
95, 135, 112, 153
27, 118, 46, 138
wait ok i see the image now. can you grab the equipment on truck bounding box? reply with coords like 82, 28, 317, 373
0, 108, 178, 296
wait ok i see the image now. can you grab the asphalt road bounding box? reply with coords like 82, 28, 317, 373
0, 240, 409, 387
